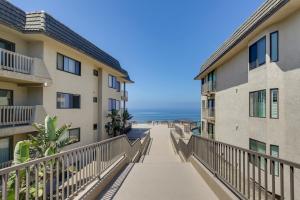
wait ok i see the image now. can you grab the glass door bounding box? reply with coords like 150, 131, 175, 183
0, 137, 12, 164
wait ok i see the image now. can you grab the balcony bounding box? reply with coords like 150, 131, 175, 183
0, 48, 52, 86
202, 107, 215, 121
201, 80, 216, 96
0, 105, 46, 136
121, 90, 128, 101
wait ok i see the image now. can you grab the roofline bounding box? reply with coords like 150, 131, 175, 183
195, 0, 289, 80
0, 0, 133, 81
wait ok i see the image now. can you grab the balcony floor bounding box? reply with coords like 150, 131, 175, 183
98, 124, 219, 200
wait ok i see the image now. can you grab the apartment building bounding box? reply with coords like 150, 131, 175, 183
196, 0, 300, 197
0, 0, 133, 165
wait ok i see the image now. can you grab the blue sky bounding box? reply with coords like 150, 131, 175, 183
11, 0, 264, 110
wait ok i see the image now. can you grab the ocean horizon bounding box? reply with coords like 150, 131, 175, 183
129, 108, 200, 123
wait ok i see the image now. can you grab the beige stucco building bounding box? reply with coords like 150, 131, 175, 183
0, 0, 132, 165
196, 0, 300, 197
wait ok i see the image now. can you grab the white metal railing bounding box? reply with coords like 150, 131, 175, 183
171, 132, 300, 200
0, 48, 33, 74
0, 106, 35, 126
0, 133, 151, 200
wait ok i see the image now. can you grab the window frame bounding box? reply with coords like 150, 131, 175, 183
270, 31, 279, 62
56, 92, 81, 109
0, 89, 14, 106
270, 144, 279, 176
249, 138, 266, 169
56, 53, 81, 76
0, 38, 15, 52
249, 89, 266, 118
249, 36, 266, 70
67, 128, 80, 145
270, 88, 279, 119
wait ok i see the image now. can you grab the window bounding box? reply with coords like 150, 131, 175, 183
64, 128, 80, 144
93, 97, 98, 103
249, 139, 266, 168
116, 81, 121, 92
57, 53, 81, 76
93, 69, 98, 76
57, 92, 80, 109
0, 89, 13, 106
108, 75, 117, 88
116, 100, 120, 110
208, 99, 215, 109
108, 98, 116, 111
0, 137, 12, 163
270, 145, 279, 176
249, 90, 266, 118
249, 37, 266, 70
270, 31, 279, 62
270, 89, 279, 119
93, 123, 98, 130
0, 38, 15, 51
207, 123, 214, 139
108, 99, 120, 111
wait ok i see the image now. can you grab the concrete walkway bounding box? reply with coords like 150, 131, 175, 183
100, 124, 219, 200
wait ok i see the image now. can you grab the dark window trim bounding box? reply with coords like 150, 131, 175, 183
56, 92, 81, 109
0, 136, 13, 161
249, 89, 267, 118
270, 31, 279, 62
93, 123, 98, 130
270, 144, 279, 176
270, 88, 279, 119
0, 88, 14, 106
0, 38, 15, 52
67, 128, 80, 145
249, 36, 266, 70
93, 69, 99, 76
93, 97, 98, 103
56, 53, 81, 76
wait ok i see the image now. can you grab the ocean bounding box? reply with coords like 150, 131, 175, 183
130, 108, 200, 123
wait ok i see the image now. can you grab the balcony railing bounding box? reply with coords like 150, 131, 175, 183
0, 106, 35, 127
121, 90, 128, 101
170, 132, 300, 200
0, 133, 150, 200
201, 80, 216, 95
0, 161, 12, 170
0, 48, 33, 74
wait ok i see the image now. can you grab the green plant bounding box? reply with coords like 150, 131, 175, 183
7, 140, 43, 200
105, 109, 121, 137
30, 115, 71, 158
121, 109, 133, 128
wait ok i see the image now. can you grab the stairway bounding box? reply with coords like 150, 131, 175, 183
99, 124, 219, 200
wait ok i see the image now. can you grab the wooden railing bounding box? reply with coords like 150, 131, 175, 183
171, 132, 300, 200
0, 106, 35, 126
0, 133, 151, 200
0, 48, 33, 74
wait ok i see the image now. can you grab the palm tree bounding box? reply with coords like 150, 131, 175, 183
121, 109, 133, 134
30, 115, 71, 158
105, 109, 121, 137
5, 116, 71, 200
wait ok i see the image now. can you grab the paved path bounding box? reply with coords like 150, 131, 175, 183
100, 124, 219, 200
